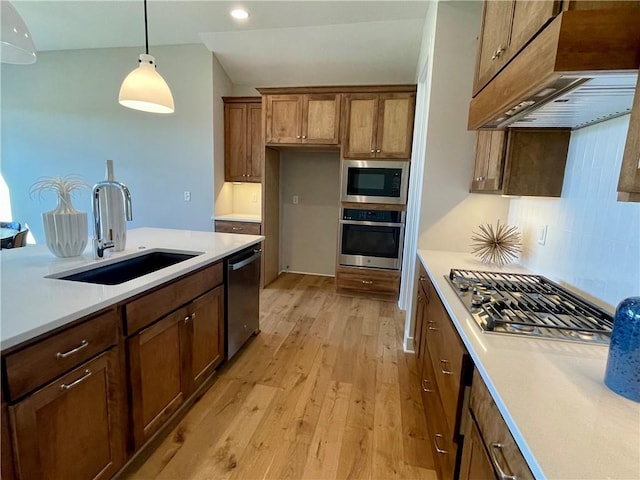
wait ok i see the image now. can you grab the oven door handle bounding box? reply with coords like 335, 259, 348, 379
339, 220, 405, 228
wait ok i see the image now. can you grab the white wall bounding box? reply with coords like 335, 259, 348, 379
1, 44, 214, 242
231, 183, 262, 215
508, 115, 640, 309
417, 1, 509, 252
212, 54, 234, 218
279, 151, 340, 276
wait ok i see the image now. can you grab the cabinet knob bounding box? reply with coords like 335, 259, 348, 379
419, 275, 426, 281
232, 227, 243, 231
302, 135, 307, 139
376, 149, 381, 153
362, 280, 374, 285
370, 149, 375, 153
296, 135, 301, 139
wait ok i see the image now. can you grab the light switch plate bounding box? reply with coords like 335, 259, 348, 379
292, 195, 299, 205
537, 224, 548, 245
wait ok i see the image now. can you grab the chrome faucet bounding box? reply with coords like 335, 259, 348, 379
92, 181, 133, 258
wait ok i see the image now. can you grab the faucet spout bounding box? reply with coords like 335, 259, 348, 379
92, 180, 133, 258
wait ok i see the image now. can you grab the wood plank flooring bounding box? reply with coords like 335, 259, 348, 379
126, 273, 436, 480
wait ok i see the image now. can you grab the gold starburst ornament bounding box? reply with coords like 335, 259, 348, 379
471, 221, 522, 266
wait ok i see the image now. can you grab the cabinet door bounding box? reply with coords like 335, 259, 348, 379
474, 1, 515, 95
128, 307, 188, 449
459, 416, 497, 480
184, 286, 225, 394
617, 71, 640, 202
375, 93, 416, 159
224, 103, 247, 182
265, 95, 303, 144
11, 350, 124, 480
342, 94, 378, 159
302, 94, 341, 144
414, 285, 427, 368
510, 1, 560, 57
471, 131, 506, 193
2, 402, 16, 480
247, 103, 264, 182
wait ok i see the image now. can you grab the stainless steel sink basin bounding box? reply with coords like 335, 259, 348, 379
53, 250, 202, 285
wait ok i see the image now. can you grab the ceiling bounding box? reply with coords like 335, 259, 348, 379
12, 1, 430, 86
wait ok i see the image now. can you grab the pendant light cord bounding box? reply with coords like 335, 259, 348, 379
144, 0, 149, 55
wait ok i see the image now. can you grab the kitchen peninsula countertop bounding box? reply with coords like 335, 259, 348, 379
0, 228, 264, 351
418, 250, 639, 480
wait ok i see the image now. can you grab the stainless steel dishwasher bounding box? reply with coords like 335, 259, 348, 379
225, 246, 261, 360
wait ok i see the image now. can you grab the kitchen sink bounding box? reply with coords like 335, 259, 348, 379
52, 250, 202, 285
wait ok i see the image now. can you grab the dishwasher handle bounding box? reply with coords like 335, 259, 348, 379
228, 249, 262, 271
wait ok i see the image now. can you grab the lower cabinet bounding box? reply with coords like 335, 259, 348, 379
128, 285, 224, 449
460, 370, 534, 480
215, 220, 261, 235
415, 263, 471, 480
335, 265, 400, 298
10, 349, 124, 480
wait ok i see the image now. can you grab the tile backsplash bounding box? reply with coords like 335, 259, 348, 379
508, 115, 639, 310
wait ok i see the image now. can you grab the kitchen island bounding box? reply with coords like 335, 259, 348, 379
418, 250, 639, 480
0, 227, 263, 480
0, 227, 263, 350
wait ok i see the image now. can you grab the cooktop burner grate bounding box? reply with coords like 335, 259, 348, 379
447, 268, 614, 344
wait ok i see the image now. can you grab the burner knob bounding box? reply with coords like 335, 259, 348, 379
458, 281, 470, 292
471, 294, 486, 307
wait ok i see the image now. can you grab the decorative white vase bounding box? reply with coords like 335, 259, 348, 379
42, 192, 88, 258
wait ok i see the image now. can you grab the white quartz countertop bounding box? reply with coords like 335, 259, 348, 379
0, 228, 264, 351
214, 213, 262, 223
418, 250, 640, 480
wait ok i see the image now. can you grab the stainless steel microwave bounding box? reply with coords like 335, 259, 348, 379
340, 160, 409, 205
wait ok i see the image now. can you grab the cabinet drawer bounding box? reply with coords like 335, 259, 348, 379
336, 266, 400, 295
426, 288, 466, 436
470, 370, 534, 480
215, 220, 261, 235
421, 351, 456, 480
4, 309, 118, 401
125, 262, 223, 335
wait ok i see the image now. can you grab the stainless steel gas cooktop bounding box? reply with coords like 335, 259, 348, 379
447, 268, 614, 345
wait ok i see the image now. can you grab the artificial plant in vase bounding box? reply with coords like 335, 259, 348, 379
30, 175, 90, 257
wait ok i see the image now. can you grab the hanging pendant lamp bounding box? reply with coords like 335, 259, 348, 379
119, 0, 174, 114
1, 1, 37, 64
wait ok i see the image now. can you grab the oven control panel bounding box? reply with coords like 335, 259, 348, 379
342, 208, 403, 223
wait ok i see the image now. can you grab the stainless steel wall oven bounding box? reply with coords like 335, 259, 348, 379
338, 208, 405, 270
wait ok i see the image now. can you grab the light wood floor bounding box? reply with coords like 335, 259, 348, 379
127, 273, 436, 480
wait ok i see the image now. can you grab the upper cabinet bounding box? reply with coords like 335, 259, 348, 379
342, 92, 416, 159
472, 128, 571, 196
223, 97, 263, 183
474, 1, 560, 96
263, 93, 341, 145
617, 72, 640, 202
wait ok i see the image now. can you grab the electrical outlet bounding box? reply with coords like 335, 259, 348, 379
537, 224, 548, 245
184, 191, 191, 202
292, 195, 299, 205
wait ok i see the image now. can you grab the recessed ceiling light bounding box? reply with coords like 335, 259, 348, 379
230, 8, 249, 20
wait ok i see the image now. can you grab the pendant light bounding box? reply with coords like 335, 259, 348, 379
118, 0, 174, 114
1, 1, 37, 64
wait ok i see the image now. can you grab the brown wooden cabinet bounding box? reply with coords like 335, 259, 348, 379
460, 370, 534, 480
415, 263, 471, 480
215, 220, 261, 235
335, 265, 400, 299
617, 70, 640, 202
223, 97, 262, 182
342, 92, 416, 159
264, 93, 341, 145
10, 349, 124, 480
471, 128, 571, 196
474, 1, 561, 96
126, 266, 225, 450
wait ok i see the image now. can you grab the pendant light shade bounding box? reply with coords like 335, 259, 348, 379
1, 1, 37, 64
119, 54, 174, 114
118, 0, 174, 114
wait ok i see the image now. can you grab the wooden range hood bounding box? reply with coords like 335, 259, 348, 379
468, 9, 640, 130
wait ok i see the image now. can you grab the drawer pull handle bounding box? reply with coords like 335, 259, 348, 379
427, 321, 437, 331
361, 280, 374, 285
56, 339, 89, 359
232, 227, 243, 231
490, 443, 518, 480
421, 379, 434, 393
419, 275, 426, 281
59, 369, 92, 391
440, 359, 453, 375
433, 434, 448, 454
